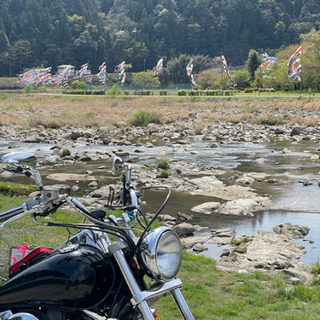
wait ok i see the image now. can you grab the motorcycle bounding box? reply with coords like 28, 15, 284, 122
0, 152, 195, 320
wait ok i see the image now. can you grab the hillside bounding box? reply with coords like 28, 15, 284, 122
0, 0, 319, 76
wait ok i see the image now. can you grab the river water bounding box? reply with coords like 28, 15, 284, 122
1, 138, 320, 265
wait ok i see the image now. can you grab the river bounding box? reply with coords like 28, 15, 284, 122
1, 137, 320, 265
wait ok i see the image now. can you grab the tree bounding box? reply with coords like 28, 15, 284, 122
9, 40, 32, 73
196, 70, 219, 89
300, 29, 320, 91
232, 69, 251, 88
246, 49, 260, 80
133, 70, 160, 87
0, 30, 10, 76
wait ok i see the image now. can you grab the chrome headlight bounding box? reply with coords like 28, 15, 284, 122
138, 226, 182, 282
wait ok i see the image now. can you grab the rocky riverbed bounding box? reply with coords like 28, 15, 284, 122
1, 113, 320, 283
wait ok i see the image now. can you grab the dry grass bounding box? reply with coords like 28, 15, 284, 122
1, 93, 320, 128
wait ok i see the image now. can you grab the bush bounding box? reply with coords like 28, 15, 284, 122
260, 114, 286, 125
61, 149, 71, 157
178, 90, 187, 96
72, 81, 86, 90
107, 83, 122, 98
39, 85, 47, 93
133, 90, 152, 96
128, 110, 163, 127
24, 84, 33, 94
92, 90, 105, 95
157, 159, 170, 169
158, 169, 171, 178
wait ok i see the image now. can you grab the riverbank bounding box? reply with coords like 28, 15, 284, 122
1, 94, 320, 283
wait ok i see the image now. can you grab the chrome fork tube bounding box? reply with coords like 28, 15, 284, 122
112, 249, 155, 319
171, 287, 195, 320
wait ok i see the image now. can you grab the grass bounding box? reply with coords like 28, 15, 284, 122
127, 109, 163, 126
155, 252, 320, 319
0, 91, 320, 128
0, 181, 38, 196
0, 193, 320, 318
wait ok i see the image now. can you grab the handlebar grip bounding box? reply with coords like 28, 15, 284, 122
0, 205, 25, 223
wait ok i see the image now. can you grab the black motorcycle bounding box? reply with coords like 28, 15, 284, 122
0, 152, 195, 320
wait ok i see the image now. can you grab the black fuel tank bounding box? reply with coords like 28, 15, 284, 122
0, 245, 115, 309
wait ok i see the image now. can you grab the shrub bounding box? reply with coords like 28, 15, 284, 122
92, 90, 105, 95
260, 114, 286, 125
311, 262, 320, 275
107, 83, 122, 98
39, 85, 47, 93
24, 84, 33, 94
128, 110, 163, 127
242, 105, 260, 113
158, 169, 171, 178
157, 159, 170, 169
61, 149, 71, 157
72, 81, 86, 90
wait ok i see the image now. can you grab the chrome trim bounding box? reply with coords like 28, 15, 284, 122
130, 278, 183, 306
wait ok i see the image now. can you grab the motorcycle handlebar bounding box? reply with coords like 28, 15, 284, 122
0, 205, 26, 223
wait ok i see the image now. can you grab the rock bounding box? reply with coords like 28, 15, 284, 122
158, 214, 176, 222
173, 222, 195, 237
282, 148, 291, 154
79, 155, 92, 162
71, 131, 82, 140
180, 236, 211, 249
49, 184, 71, 194
272, 223, 310, 239
210, 228, 236, 245
220, 249, 230, 257
218, 227, 313, 282
193, 243, 208, 252
191, 202, 221, 214
188, 176, 223, 190
216, 197, 272, 216
88, 181, 98, 188
282, 268, 311, 283
290, 127, 305, 136
177, 212, 192, 221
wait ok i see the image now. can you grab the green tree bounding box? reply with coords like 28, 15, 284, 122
232, 69, 251, 88
300, 29, 320, 91
133, 70, 160, 87
196, 70, 219, 89
246, 49, 260, 80
9, 40, 32, 73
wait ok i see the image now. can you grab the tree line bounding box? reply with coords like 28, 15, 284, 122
0, 0, 319, 78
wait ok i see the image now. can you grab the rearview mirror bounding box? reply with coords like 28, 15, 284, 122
112, 156, 123, 176
1, 152, 37, 173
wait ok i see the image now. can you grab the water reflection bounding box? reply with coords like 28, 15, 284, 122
1, 138, 320, 264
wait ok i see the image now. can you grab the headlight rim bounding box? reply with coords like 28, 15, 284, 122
137, 226, 182, 282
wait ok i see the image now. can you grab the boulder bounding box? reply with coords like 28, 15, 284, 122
173, 222, 195, 237
290, 127, 305, 136
180, 236, 211, 249
216, 197, 272, 216
191, 202, 221, 214
273, 223, 310, 239
210, 228, 236, 245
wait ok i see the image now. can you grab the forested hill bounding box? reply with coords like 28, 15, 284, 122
0, 0, 319, 76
